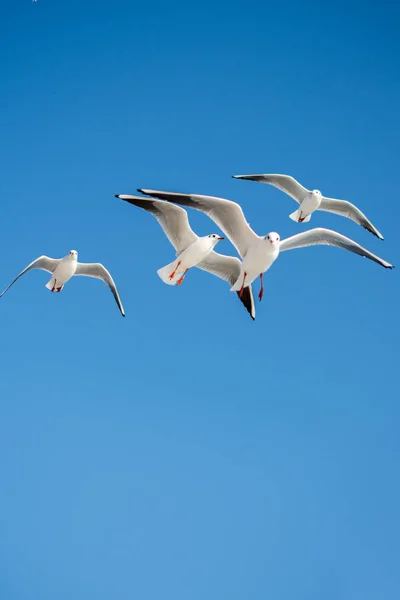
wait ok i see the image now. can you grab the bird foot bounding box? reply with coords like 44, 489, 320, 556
169, 261, 181, 280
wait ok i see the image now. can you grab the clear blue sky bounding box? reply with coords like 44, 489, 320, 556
1, 1, 399, 598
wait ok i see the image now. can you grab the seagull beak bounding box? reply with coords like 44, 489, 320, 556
218, 237, 224, 240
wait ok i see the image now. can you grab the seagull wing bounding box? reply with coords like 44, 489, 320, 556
117, 195, 198, 253
74, 263, 125, 316
0, 256, 60, 297
279, 228, 393, 269
138, 189, 257, 258
319, 197, 384, 240
197, 251, 255, 320
233, 173, 310, 203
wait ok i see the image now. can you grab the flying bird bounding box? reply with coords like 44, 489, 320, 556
232, 173, 384, 239
116, 194, 256, 320
138, 189, 393, 302
0, 250, 125, 316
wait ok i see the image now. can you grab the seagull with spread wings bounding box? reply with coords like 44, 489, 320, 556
0, 250, 125, 316
232, 173, 384, 239
116, 194, 256, 320
138, 189, 393, 302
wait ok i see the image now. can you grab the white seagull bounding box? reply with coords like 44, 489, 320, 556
116, 194, 256, 320
138, 189, 394, 301
232, 173, 384, 239
0, 250, 125, 316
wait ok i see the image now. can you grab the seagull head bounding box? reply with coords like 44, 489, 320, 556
265, 232, 280, 246
207, 234, 224, 245
69, 250, 78, 259
312, 189, 322, 197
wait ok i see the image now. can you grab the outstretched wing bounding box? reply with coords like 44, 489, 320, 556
75, 263, 125, 316
117, 195, 198, 253
319, 197, 384, 240
233, 173, 309, 203
0, 256, 60, 298
138, 189, 257, 258
197, 251, 255, 320
279, 228, 393, 269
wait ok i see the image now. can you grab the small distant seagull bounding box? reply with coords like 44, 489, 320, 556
232, 173, 384, 239
0, 250, 125, 316
138, 190, 393, 301
116, 194, 256, 320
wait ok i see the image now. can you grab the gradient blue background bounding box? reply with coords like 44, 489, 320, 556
1, 1, 399, 598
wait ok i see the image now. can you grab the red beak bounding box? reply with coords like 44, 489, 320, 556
218, 237, 224, 240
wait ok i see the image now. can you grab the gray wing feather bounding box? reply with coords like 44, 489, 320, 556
319, 197, 384, 240
279, 228, 393, 269
0, 256, 60, 298
117, 195, 198, 253
138, 189, 257, 258
75, 263, 125, 316
233, 174, 310, 203
197, 251, 256, 319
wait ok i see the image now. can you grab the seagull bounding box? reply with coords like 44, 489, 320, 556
116, 194, 256, 320
0, 250, 125, 316
232, 173, 384, 239
138, 189, 394, 301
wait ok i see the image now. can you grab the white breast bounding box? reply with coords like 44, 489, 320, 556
242, 238, 279, 282
301, 192, 321, 213
54, 257, 78, 284
178, 238, 214, 268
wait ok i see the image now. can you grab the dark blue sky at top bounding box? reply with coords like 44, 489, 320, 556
0, 1, 399, 599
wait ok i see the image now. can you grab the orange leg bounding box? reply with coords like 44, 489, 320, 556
56, 285, 64, 293
239, 272, 247, 298
258, 273, 264, 302
51, 279, 57, 292
169, 261, 181, 280
176, 269, 188, 286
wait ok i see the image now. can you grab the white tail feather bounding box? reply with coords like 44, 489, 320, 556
230, 272, 245, 292
289, 209, 311, 223
157, 260, 184, 285
45, 278, 55, 290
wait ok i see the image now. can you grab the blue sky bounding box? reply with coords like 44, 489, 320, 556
0, 1, 399, 598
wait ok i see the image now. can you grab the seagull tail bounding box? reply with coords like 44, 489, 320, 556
157, 260, 184, 286
230, 276, 244, 292
289, 209, 311, 223
45, 278, 55, 291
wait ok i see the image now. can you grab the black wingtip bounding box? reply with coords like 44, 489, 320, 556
236, 287, 255, 320
115, 194, 121, 198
